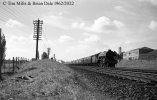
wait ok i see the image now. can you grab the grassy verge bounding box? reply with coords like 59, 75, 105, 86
0, 60, 114, 100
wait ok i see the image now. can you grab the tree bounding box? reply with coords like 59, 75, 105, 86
41, 52, 48, 59
0, 31, 6, 80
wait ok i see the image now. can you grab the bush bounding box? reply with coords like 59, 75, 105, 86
41, 52, 48, 59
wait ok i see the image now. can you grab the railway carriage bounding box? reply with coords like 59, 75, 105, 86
91, 53, 100, 66
83, 56, 91, 66
67, 49, 118, 68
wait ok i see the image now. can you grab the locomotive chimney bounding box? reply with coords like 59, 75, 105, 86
118, 47, 122, 54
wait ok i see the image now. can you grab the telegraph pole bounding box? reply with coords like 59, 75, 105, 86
33, 19, 43, 60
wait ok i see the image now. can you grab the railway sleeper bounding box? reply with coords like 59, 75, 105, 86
98, 72, 152, 83
70, 66, 157, 84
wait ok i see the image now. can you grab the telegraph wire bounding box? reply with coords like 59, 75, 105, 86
0, 2, 51, 57
0, 6, 18, 19
0, 3, 50, 47
0, 3, 46, 25
10, 5, 33, 23
0, 13, 9, 21
0, 8, 13, 20
0, 5, 27, 24
41, 39, 47, 51
5, 5, 22, 17
4, 4, 27, 19
4, 6, 27, 23
0, 5, 34, 34
41, 28, 48, 49
0, 17, 6, 23
0, 19, 5, 23
42, 28, 50, 48
10, 6, 26, 17
0, 16, 7, 22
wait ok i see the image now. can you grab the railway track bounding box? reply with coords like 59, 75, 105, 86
69, 65, 157, 84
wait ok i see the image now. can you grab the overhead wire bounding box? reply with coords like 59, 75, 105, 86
0, 4, 19, 25
0, 18, 6, 23
41, 39, 47, 51
0, 4, 33, 25
0, 4, 37, 36
5, 6, 29, 24
43, 26, 50, 48
0, 6, 19, 19
41, 25, 47, 49
0, 0, 47, 21
0, 1, 52, 59
10, 5, 35, 23
0, 2, 49, 46
0, 7, 13, 20
42, 30, 48, 49
0, 2, 46, 25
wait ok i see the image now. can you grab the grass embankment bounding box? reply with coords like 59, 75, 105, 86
0, 60, 113, 100
1, 60, 156, 100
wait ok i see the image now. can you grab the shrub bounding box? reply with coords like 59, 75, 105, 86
42, 52, 48, 59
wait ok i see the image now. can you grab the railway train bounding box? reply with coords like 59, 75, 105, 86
66, 49, 120, 68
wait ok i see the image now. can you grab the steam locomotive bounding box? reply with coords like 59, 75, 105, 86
67, 49, 119, 68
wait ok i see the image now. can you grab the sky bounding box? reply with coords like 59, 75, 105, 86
0, 0, 157, 61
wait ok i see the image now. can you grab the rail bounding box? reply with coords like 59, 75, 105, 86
69, 65, 157, 84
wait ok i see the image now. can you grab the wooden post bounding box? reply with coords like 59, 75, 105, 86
9, 59, 10, 73
19, 57, 21, 65
16, 57, 17, 66
13, 57, 14, 73
16, 57, 18, 70
21, 57, 22, 64
3, 60, 5, 73
18, 57, 19, 65
17, 57, 19, 66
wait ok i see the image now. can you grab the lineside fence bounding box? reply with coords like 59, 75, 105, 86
2, 57, 29, 74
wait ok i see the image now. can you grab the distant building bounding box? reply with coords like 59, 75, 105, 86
123, 47, 157, 60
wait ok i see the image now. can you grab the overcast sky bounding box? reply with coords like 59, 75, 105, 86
0, 0, 157, 61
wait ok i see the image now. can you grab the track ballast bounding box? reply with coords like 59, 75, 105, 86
68, 65, 157, 84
